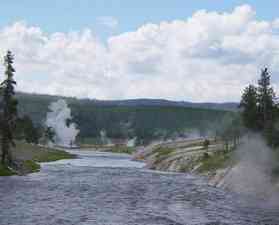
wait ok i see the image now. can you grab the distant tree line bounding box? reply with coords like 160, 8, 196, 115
14, 116, 42, 144
215, 113, 244, 151
56, 104, 231, 145
14, 92, 232, 145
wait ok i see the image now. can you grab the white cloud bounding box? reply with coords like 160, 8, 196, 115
0, 5, 279, 102
97, 16, 119, 29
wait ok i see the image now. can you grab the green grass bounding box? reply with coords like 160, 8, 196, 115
179, 163, 192, 173
106, 146, 135, 154
33, 149, 76, 162
153, 147, 174, 163
13, 141, 76, 163
0, 141, 76, 176
155, 147, 173, 157
78, 137, 100, 146
175, 140, 209, 149
0, 164, 16, 176
197, 151, 234, 173
22, 160, 41, 173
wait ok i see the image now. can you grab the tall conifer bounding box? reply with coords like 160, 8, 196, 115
0, 51, 17, 165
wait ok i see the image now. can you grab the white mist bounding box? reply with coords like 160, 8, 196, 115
46, 99, 79, 147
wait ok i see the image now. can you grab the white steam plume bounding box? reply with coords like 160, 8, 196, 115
221, 134, 279, 201
46, 99, 79, 147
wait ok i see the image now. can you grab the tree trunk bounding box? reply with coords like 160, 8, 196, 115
1, 137, 7, 165
1, 127, 10, 165
7, 144, 12, 166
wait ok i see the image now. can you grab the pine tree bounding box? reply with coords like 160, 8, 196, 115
22, 115, 40, 144
257, 68, 275, 130
0, 51, 18, 165
239, 84, 258, 130
240, 67, 279, 146
45, 126, 55, 144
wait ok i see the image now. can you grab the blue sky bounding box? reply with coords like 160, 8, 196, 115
0, 1, 279, 101
1, 0, 279, 39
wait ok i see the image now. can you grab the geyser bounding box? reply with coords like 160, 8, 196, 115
46, 99, 79, 147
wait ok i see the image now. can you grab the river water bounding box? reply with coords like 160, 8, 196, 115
0, 150, 278, 225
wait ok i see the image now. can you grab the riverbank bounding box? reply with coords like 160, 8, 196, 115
0, 141, 76, 176
133, 138, 230, 173
134, 139, 279, 195
78, 143, 135, 154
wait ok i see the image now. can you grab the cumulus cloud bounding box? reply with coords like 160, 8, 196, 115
0, 5, 279, 102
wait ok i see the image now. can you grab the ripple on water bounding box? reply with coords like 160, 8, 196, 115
0, 152, 278, 225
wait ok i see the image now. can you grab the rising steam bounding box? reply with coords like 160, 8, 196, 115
46, 99, 79, 147
221, 134, 279, 201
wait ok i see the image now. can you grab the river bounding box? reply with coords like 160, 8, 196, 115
0, 150, 278, 225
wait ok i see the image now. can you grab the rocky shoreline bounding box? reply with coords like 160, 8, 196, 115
133, 139, 228, 182
133, 138, 279, 198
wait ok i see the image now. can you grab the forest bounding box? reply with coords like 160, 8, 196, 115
16, 92, 232, 144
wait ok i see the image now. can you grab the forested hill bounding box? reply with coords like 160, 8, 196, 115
16, 92, 235, 143
16, 92, 238, 111
83, 99, 238, 111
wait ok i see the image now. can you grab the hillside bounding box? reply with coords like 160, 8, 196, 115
16, 92, 238, 111
16, 92, 234, 144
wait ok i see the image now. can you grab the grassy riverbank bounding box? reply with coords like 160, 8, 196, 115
104, 146, 134, 154
134, 138, 235, 173
0, 164, 16, 176
78, 141, 135, 154
196, 151, 235, 173
0, 141, 76, 176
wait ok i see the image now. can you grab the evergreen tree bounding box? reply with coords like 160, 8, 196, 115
45, 126, 55, 144
257, 68, 277, 145
257, 67, 275, 130
240, 67, 279, 147
239, 85, 258, 130
15, 116, 43, 143
216, 113, 243, 151
22, 116, 40, 144
0, 51, 18, 165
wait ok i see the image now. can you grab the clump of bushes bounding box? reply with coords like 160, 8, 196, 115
197, 151, 233, 173
203, 139, 210, 150
0, 164, 15, 176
